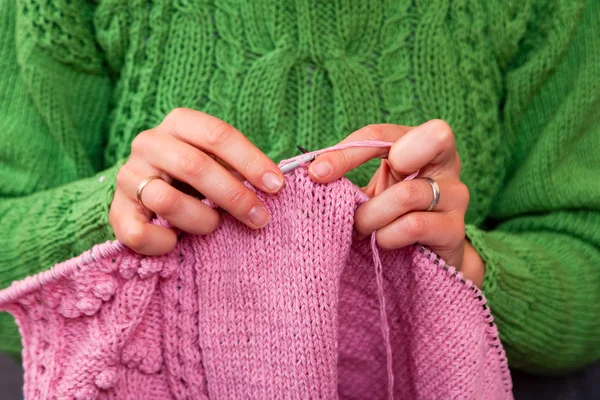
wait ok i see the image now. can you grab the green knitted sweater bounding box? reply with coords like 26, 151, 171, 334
1, 0, 599, 373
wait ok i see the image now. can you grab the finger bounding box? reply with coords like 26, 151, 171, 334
109, 190, 178, 256
355, 179, 469, 237
159, 108, 285, 193
361, 159, 389, 198
128, 174, 220, 236
375, 211, 465, 253
143, 135, 272, 229
308, 124, 412, 183
387, 119, 460, 178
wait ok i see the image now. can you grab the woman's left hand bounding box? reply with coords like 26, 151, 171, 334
308, 119, 485, 286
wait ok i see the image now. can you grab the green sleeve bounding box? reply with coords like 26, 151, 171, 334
466, 0, 600, 373
0, 1, 123, 357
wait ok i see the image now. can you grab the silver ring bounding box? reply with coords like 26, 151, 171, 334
136, 175, 164, 209
424, 177, 440, 211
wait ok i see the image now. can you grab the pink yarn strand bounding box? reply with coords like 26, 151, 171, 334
371, 232, 395, 399
368, 167, 419, 400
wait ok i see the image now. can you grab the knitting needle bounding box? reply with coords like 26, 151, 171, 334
279, 145, 316, 174
279, 154, 316, 174
296, 145, 310, 154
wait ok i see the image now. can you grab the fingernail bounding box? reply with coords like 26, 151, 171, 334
310, 161, 332, 179
262, 171, 284, 192
248, 205, 270, 228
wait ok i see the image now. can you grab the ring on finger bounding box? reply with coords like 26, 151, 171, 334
136, 175, 166, 209
424, 177, 440, 211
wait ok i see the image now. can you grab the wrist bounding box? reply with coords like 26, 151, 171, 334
460, 239, 486, 287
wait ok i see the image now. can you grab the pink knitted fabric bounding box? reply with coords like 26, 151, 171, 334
0, 167, 512, 399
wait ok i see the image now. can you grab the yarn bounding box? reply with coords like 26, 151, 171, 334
0, 160, 512, 399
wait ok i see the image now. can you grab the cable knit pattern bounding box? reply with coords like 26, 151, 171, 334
16, 0, 105, 73
1, 0, 599, 374
0, 170, 512, 400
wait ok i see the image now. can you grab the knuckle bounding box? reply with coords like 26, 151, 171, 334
353, 211, 368, 233
163, 108, 193, 136
447, 216, 466, 248
122, 224, 147, 250
179, 151, 205, 178
429, 118, 451, 132
199, 210, 221, 234
167, 107, 190, 123
404, 214, 428, 236
115, 164, 131, 189
206, 120, 234, 146
223, 187, 249, 208
455, 220, 466, 242
108, 205, 118, 229
451, 182, 470, 214
430, 119, 455, 146
361, 124, 384, 141
152, 189, 181, 214
131, 131, 150, 153
394, 183, 423, 207
353, 208, 374, 237
376, 231, 394, 250
240, 152, 260, 175
386, 156, 405, 175
337, 150, 352, 172
458, 182, 470, 205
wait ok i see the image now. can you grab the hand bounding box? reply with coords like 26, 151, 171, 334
308, 119, 485, 286
110, 108, 285, 256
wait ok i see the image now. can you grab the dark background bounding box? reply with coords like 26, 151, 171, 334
0, 353, 597, 399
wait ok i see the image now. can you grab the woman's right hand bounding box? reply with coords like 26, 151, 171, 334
109, 108, 285, 256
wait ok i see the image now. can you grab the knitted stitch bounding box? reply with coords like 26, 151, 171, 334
0, 169, 512, 400
1, 0, 599, 373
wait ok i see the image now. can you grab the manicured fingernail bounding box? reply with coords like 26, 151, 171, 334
262, 171, 284, 192
310, 161, 332, 179
248, 206, 270, 227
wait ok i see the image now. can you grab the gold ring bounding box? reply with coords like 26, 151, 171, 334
136, 175, 164, 208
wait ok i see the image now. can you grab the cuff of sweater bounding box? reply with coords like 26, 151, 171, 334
464, 224, 599, 372
67, 159, 126, 254
51, 159, 126, 260
0, 159, 126, 288
464, 225, 534, 340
